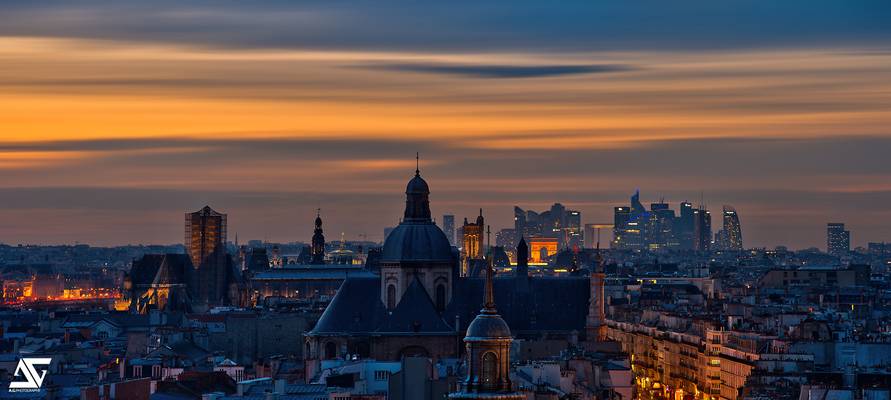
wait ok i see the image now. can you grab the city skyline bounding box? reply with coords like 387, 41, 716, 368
0, 181, 879, 253
0, 172, 886, 251
2, 4, 890, 400
2, 2, 891, 248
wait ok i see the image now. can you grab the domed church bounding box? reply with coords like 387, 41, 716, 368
380, 166, 456, 312
305, 163, 599, 379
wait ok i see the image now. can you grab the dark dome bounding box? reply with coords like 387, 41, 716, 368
464, 313, 512, 340
381, 223, 452, 262
406, 174, 429, 194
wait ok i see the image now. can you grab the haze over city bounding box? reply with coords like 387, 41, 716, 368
2, 1, 891, 248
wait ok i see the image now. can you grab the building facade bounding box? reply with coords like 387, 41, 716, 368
827, 222, 851, 257
461, 211, 484, 277
608, 320, 779, 400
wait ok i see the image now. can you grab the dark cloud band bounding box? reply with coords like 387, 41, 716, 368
360, 63, 633, 79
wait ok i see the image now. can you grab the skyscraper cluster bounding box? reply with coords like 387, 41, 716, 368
612, 191, 730, 251
692, 206, 712, 251
513, 203, 581, 250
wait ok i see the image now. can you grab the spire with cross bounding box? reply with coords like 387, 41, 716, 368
483, 224, 496, 311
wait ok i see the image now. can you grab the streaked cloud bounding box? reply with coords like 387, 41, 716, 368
361, 63, 633, 79
0, 2, 890, 247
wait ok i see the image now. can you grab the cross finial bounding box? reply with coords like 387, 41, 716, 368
484, 225, 496, 312
486, 225, 491, 249
415, 152, 420, 176
316, 207, 321, 217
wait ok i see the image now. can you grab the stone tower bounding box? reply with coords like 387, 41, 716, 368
311, 210, 326, 264
449, 256, 523, 399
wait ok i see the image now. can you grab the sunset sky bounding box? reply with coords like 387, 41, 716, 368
1, 1, 891, 248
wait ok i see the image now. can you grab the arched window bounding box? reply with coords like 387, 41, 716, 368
435, 284, 446, 311
481, 352, 498, 389
387, 284, 396, 310
325, 341, 337, 359
305, 342, 311, 358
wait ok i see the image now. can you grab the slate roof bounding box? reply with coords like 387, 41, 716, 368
310, 274, 591, 337
153, 255, 185, 285
375, 277, 453, 335
311, 277, 386, 335
251, 269, 375, 281
406, 174, 429, 194
147, 340, 210, 363
154, 370, 236, 398
62, 312, 152, 329
381, 222, 453, 263
131, 254, 193, 287
445, 276, 590, 335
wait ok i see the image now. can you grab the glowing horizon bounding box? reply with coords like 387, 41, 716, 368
1, 2, 891, 248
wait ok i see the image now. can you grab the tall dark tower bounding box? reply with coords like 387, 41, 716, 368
693, 207, 712, 251
827, 222, 850, 257
185, 206, 229, 308
461, 210, 485, 276
722, 205, 743, 251
515, 237, 529, 278
515, 237, 530, 293
476, 209, 485, 253
587, 243, 606, 342
311, 210, 326, 265
449, 257, 523, 399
